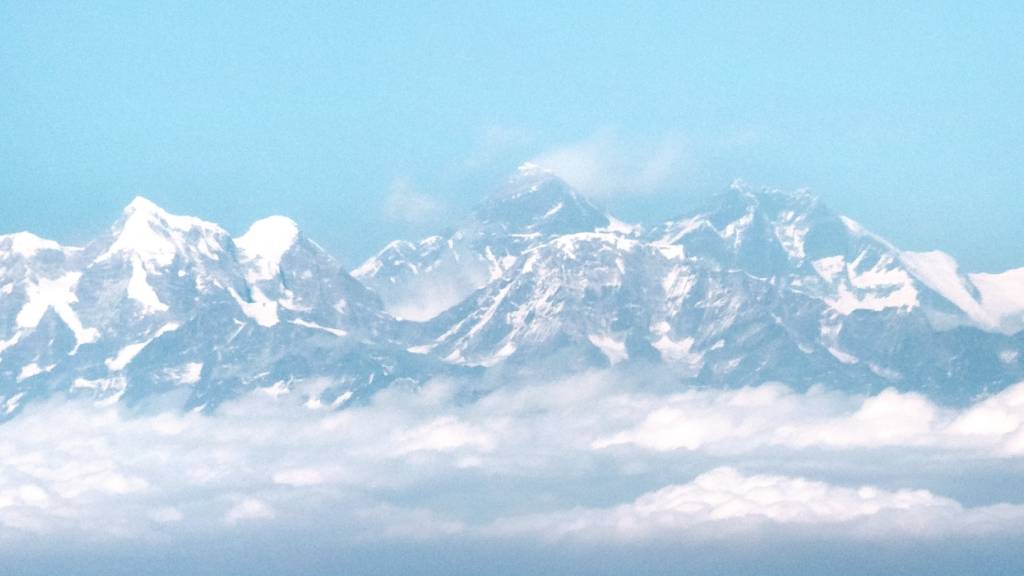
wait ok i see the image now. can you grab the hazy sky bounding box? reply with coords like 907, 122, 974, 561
2, 1, 1022, 271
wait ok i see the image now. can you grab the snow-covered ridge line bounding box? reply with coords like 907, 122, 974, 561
0, 231, 66, 258
1, 177, 1023, 414
0, 194, 393, 412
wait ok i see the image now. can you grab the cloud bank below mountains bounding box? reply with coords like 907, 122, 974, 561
489, 465, 1024, 542
1, 370, 1023, 555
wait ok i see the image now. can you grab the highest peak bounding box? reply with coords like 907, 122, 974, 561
491, 163, 576, 202
475, 164, 610, 234
501, 162, 566, 193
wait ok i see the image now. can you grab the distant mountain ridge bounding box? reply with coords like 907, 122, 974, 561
0, 196, 456, 414
2, 165, 1022, 415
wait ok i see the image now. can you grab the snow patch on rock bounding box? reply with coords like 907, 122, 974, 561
16, 272, 99, 348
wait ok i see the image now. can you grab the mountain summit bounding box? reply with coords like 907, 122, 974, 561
474, 163, 613, 235
355, 165, 623, 321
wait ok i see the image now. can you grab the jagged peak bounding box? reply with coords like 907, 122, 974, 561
653, 183, 847, 267
477, 163, 606, 225
123, 195, 165, 217
96, 196, 229, 267
498, 163, 571, 197
675, 183, 827, 233
117, 196, 225, 233
715, 182, 819, 207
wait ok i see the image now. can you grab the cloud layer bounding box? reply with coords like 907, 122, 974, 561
1, 372, 1023, 554
490, 465, 1024, 542
592, 382, 1024, 456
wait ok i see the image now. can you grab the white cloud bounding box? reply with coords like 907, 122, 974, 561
0, 373, 1021, 546
463, 125, 534, 169
592, 381, 1024, 455
149, 507, 183, 523
0, 484, 50, 511
225, 498, 274, 525
389, 415, 495, 455
382, 178, 445, 225
948, 382, 1024, 454
489, 467, 1024, 541
529, 131, 690, 198
272, 468, 324, 487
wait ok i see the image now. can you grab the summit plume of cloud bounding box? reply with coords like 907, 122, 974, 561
529, 131, 691, 199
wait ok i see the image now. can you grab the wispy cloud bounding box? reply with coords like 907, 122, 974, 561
382, 178, 446, 226
529, 131, 691, 198
462, 125, 535, 170
225, 498, 274, 525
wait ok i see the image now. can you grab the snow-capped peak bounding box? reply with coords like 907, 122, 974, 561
119, 196, 226, 231
236, 216, 300, 281
477, 165, 610, 234
123, 195, 166, 218
98, 196, 228, 267
0, 232, 63, 258
120, 195, 218, 231
500, 163, 565, 197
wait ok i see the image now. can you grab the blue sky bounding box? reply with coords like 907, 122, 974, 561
2, 1, 1022, 271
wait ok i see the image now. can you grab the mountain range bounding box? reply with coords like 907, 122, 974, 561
2, 164, 1022, 416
